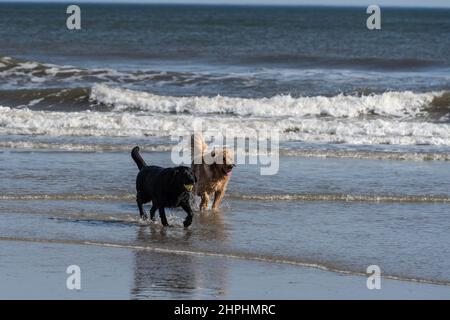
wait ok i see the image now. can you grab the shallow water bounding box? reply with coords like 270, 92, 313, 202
1, 3, 450, 299
1, 150, 449, 288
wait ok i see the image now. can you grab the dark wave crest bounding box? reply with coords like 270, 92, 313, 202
0, 87, 91, 111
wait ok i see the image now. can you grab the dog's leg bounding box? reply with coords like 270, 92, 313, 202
212, 189, 225, 210
136, 194, 148, 220
149, 204, 157, 221
199, 192, 209, 211
181, 202, 194, 228
159, 207, 169, 226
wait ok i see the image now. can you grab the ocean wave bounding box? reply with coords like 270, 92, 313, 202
0, 87, 91, 110
0, 56, 174, 87
2, 56, 450, 103
0, 56, 256, 91
91, 84, 446, 119
1, 104, 450, 146
0, 56, 105, 86
1, 83, 450, 146
3, 84, 448, 120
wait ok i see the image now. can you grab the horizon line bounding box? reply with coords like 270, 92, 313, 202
0, 1, 449, 9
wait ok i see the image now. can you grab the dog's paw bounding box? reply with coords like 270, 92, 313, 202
140, 215, 149, 221
183, 218, 193, 228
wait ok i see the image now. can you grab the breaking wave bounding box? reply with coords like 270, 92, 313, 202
3, 84, 449, 120
1, 104, 450, 146
1, 81, 450, 146
91, 84, 446, 119
0, 56, 257, 92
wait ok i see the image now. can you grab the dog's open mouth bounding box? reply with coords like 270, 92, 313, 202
222, 165, 235, 176
184, 184, 194, 192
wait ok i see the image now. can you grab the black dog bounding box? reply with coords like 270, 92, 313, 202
131, 146, 196, 228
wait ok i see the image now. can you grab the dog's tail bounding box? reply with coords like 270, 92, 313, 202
191, 133, 207, 165
131, 146, 147, 170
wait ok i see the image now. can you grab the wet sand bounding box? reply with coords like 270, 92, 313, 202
1, 240, 449, 299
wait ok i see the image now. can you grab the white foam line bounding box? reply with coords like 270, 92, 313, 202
0, 141, 173, 153
231, 194, 450, 203
0, 194, 134, 201
1, 105, 450, 146
2, 140, 450, 162
2, 193, 450, 204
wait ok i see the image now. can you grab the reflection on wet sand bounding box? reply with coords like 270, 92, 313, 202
131, 210, 230, 299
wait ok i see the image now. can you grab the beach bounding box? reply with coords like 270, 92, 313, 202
1, 150, 450, 299
0, 3, 450, 299
2, 240, 450, 299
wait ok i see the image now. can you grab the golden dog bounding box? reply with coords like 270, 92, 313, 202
191, 133, 235, 211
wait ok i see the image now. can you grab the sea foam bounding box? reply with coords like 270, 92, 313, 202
91, 84, 438, 119
1, 103, 450, 146
1, 84, 449, 146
